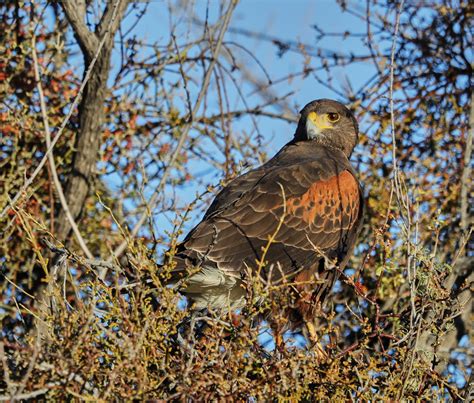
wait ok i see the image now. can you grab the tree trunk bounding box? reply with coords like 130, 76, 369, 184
55, 0, 129, 243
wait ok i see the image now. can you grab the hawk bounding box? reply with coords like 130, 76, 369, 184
168, 99, 363, 336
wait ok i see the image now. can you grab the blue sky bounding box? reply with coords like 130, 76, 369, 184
104, 0, 379, 240
124, 0, 374, 152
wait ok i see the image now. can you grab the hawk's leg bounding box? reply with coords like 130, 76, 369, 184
269, 321, 287, 356
304, 321, 327, 360
305, 320, 317, 343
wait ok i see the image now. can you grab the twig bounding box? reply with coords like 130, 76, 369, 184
31, 35, 94, 260
41, 238, 121, 276
460, 90, 473, 232
0, 342, 13, 398
201, 108, 297, 124
389, 0, 405, 192
0, 388, 49, 401
0, 0, 122, 221
110, 0, 239, 264
365, 0, 382, 76
12, 330, 41, 402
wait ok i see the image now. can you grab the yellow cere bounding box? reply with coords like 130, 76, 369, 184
308, 111, 336, 130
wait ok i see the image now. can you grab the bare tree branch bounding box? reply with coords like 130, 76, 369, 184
31, 35, 94, 260
460, 91, 473, 232
60, 0, 98, 58
97, 0, 128, 38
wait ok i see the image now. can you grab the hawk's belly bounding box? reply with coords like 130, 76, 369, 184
181, 266, 246, 310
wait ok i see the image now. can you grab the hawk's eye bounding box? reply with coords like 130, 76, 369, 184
327, 112, 340, 123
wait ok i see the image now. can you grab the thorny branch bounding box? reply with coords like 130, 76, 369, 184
31, 35, 94, 260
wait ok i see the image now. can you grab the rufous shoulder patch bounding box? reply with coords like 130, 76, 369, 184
286, 170, 359, 227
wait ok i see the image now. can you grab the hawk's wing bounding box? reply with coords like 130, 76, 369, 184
172, 144, 362, 283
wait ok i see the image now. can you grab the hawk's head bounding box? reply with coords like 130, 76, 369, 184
294, 99, 359, 157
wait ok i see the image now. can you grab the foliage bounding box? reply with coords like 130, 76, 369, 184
0, 0, 472, 400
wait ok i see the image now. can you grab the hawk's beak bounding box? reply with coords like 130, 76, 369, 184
306, 112, 332, 139
308, 112, 332, 130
